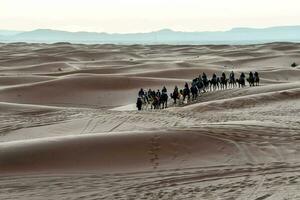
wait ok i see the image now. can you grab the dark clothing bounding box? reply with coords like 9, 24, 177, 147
162, 87, 167, 93
151, 91, 156, 98
173, 87, 179, 94
191, 85, 198, 94
185, 83, 189, 89
202, 74, 207, 82
136, 98, 143, 111
156, 91, 161, 98
138, 89, 144, 97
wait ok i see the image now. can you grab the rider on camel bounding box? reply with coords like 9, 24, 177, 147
156, 89, 161, 98
249, 71, 254, 78
174, 85, 179, 93
222, 72, 226, 78
148, 89, 152, 97
230, 71, 235, 79
202, 72, 207, 81
240, 72, 245, 79
212, 73, 217, 80
138, 88, 144, 97
162, 86, 167, 94
172, 86, 179, 102
185, 82, 189, 89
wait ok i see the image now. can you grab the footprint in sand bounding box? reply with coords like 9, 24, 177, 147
148, 135, 161, 169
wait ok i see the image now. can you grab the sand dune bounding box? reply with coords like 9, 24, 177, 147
0, 102, 60, 113
1, 124, 297, 174
0, 42, 299, 199
0, 55, 76, 67
259, 69, 300, 82
179, 87, 300, 112
0, 75, 55, 86
0, 129, 240, 174
0, 62, 76, 74
0, 74, 185, 107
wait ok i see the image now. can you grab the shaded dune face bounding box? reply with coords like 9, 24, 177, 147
0, 75, 185, 107
0, 130, 238, 174
0, 76, 55, 86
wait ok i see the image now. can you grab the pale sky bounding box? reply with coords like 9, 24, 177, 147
1, 0, 300, 33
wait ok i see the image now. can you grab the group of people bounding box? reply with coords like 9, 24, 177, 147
136, 71, 260, 111
136, 86, 169, 110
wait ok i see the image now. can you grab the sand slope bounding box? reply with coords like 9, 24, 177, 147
0, 129, 240, 173
0, 74, 185, 107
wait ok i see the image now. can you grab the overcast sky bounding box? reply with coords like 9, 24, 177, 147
1, 0, 300, 33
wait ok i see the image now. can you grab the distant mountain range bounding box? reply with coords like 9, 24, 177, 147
1, 26, 300, 44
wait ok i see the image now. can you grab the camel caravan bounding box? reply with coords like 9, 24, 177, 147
136, 71, 260, 111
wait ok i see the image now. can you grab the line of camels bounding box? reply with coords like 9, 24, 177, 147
136, 71, 260, 110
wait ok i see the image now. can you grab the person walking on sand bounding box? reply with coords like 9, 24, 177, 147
136, 97, 143, 111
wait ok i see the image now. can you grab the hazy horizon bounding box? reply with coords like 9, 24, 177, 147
1, 0, 300, 33
2, 25, 300, 34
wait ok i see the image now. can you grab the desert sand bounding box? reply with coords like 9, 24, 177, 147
0, 42, 299, 199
